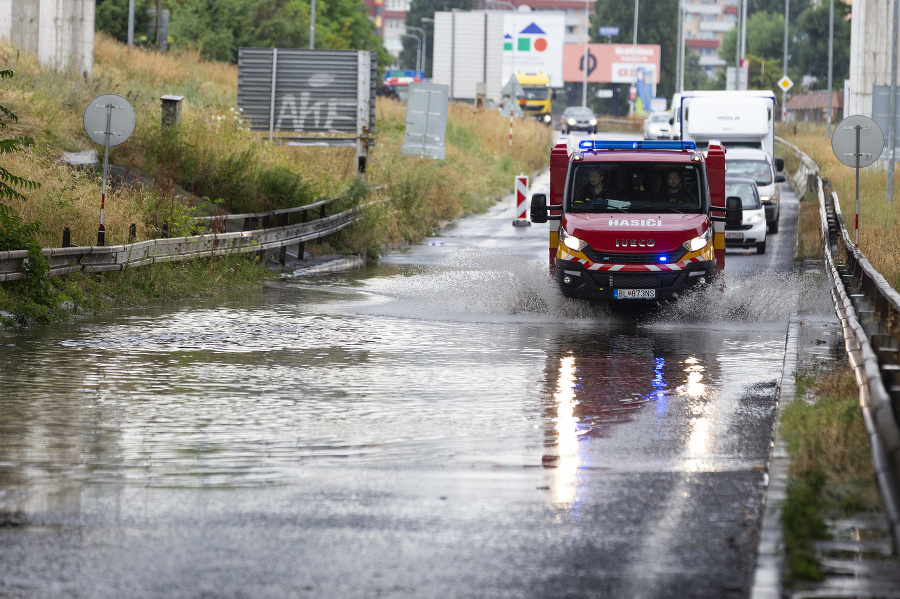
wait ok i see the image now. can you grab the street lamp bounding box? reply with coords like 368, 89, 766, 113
401, 33, 422, 73
582, 0, 589, 107
406, 25, 428, 74
631, 0, 639, 115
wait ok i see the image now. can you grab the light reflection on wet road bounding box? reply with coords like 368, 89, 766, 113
0, 166, 838, 598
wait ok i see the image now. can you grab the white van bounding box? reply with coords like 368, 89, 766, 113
725, 147, 786, 233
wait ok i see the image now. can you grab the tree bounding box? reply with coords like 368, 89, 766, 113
167, 0, 391, 67
719, 10, 790, 66
748, 0, 810, 23
791, 2, 851, 86
0, 71, 38, 204
95, 0, 156, 45
593, 0, 680, 109
402, 0, 473, 75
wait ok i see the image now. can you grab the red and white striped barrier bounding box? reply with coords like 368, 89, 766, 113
513, 173, 531, 227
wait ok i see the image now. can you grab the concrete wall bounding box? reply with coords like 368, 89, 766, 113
847, 0, 895, 117
0, 0, 95, 78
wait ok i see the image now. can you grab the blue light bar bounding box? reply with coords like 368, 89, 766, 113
578, 140, 697, 151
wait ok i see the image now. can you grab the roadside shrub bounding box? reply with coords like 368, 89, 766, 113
256, 166, 316, 211
0, 204, 62, 324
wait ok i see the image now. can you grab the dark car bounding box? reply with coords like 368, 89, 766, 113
558, 106, 597, 134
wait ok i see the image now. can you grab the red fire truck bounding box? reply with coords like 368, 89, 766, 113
530, 140, 739, 302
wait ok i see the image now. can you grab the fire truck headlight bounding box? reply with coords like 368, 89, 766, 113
682, 227, 712, 252
560, 230, 588, 252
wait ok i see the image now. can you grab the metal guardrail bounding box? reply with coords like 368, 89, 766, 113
777, 138, 900, 550
0, 197, 366, 282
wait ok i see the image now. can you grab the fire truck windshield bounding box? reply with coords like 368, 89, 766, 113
567, 163, 705, 214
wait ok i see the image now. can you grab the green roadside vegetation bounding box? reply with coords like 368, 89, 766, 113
779, 366, 883, 586
778, 121, 894, 586
0, 34, 552, 325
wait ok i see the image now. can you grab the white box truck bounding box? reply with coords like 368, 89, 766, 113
671, 90, 777, 158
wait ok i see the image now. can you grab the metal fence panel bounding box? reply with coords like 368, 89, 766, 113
237, 48, 376, 139
401, 83, 449, 160
872, 85, 900, 160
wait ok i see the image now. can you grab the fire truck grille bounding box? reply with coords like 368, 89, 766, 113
583, 248, 688, 264
591, 271, 681, 289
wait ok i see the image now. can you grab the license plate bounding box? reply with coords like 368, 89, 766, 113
725, 232, 744, 240
614, 288, 656, 300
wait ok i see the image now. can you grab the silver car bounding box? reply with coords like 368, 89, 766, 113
725, 147, 786, 234
643, 111, 671, 140
559, 106, 597, 134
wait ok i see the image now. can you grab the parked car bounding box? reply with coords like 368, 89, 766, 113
643, 111, 671, 140
724, 177, 768, 254
558, 106, 597, 134
724, 147, 786, 233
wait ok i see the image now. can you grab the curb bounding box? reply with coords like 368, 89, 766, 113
750, 313, 800, 599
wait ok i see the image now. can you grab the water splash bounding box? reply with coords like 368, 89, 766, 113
355, 247, 830, 325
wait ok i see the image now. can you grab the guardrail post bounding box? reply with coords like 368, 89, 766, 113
128, 223, 136, 244
162, 222, 168, 238
62, 228, 71, 248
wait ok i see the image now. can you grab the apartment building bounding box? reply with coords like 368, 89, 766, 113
683, 0, 738, 77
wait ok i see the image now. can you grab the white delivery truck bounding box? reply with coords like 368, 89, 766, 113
677, 91, 776, 156
671, 91, 777, 156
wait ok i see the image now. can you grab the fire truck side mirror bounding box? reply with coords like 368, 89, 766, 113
530, 193, 562, 223
725, 196, 743, 227
530, 194, 548, 223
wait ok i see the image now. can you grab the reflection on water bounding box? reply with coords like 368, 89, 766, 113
550, 356, 581, 508
0, 249, 828, 518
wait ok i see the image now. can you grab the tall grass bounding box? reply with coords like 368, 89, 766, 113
0, 33, 552, 254
779, 366, 883, 585
779, 122, 900, 286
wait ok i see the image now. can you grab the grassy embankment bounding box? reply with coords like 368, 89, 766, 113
0, 33, 551, 323
777, 121, 892, 585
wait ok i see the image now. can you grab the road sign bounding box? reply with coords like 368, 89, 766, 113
83, 94, 136, 246
599, 26, 619, 37
83, 94, 136, 147
832, 115, 884, 168
501, 76, 525, 99
777, 76, 793, 92
831, 115, 885, 247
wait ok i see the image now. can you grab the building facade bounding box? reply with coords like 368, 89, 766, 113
683, 0, 739, 77
365, 0, 597, 65
0, 0, 95, 77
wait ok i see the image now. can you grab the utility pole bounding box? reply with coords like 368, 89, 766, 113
582, 0, 589, 107
888, 0, 899, 204
782, 0, 789, 121
827, 0, 834, 137
310, 0, 316, 49
630, 0, 638, 115
128, 0, 135, 47
675, 0, 683, 94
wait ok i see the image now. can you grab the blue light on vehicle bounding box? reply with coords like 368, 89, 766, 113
578, 140, 697, 151
659, 256, 668, 262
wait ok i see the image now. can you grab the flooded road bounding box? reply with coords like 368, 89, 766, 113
0, 166, 837, 598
